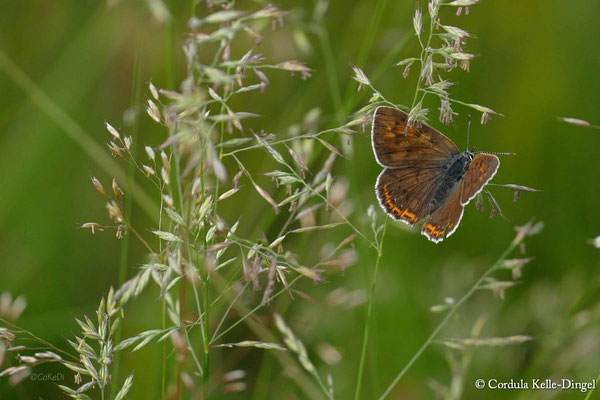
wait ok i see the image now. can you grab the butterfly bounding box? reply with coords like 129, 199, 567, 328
371, 106, 500, 243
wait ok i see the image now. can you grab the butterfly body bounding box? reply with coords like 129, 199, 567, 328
429, 151, 473, 212
371, 106, 499, 243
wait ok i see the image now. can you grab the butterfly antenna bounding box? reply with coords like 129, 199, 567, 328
475, 150, 517, 156
466, 115, 471, 150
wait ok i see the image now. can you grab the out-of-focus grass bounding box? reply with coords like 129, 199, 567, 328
1, 0, 600, 399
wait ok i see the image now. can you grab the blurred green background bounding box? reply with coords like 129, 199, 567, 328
1, 0, 600, 399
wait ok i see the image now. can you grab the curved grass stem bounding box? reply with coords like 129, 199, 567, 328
583, 370, 600, 400
378, 239, 518, 399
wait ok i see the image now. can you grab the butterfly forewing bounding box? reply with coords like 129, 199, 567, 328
372, 106, 460, 167
376, 167, 446, 225
422, 184, 465, 243
460, 153, 500, 205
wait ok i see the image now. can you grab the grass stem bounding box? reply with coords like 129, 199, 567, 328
355, 219, 387, 400
378, 239, 518, 399
111, 32, 144, 398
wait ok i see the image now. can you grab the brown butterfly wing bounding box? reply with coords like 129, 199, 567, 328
376, 166, 445, 226
460, 153, 500, 205
421, 184, 465, 243
372, 106, 460, 167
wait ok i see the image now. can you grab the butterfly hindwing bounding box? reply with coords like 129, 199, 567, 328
372, 106, 460, 167
460, 153, 500, 205
422, 184, 465, 243
376, 166, 445, 226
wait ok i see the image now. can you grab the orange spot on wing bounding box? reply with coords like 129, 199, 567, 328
401, 209, 418, 223
382, 184, 419, 223
424, 223, 445, 238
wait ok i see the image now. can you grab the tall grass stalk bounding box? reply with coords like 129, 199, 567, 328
111, 34, 145, 398
355, 218, 387, 400
163, 1, 182, 397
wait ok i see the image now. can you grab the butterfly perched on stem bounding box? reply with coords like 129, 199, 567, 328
372, 106, 501, 243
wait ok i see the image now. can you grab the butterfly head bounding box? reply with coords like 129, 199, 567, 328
465, 148, 475, 161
